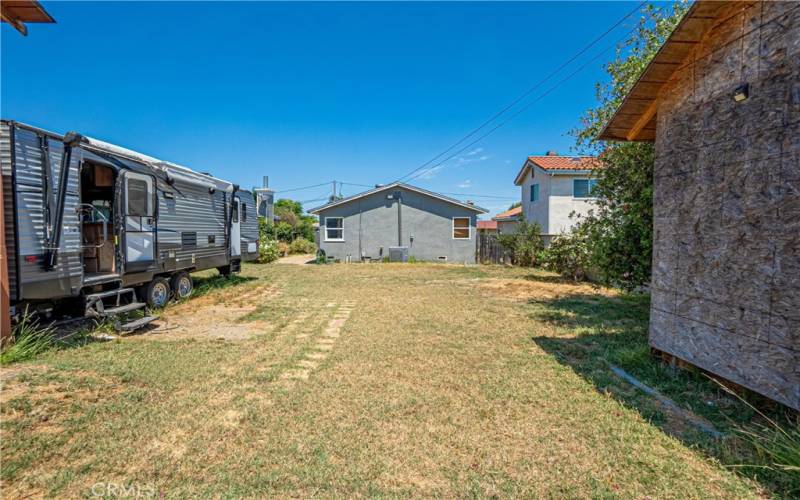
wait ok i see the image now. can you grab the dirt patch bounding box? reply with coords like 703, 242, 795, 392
133, 283, 283, 341
277, 254, 316, 265
479, 278, 617, 301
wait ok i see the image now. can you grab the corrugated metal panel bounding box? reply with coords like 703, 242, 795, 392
12, 127, 82, 298
240, 191, 258, 240
1, 121, 18, 301
157, 176, 228, 266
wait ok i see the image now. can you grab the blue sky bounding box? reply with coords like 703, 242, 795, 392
2, 1, 641, 216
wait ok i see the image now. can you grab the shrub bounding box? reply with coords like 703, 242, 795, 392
497, 221, 545, 267
540, 226, 591, 281
288, 237, 316, 255
276, 241, 290, 257
257, 239, 281, 264
1, 310, 56, 365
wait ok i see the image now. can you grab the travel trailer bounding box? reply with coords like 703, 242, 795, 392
1, 120, 258, 331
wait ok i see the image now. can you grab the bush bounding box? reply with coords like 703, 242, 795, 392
1, 310, 56, 365
497, 221, 545, 267
540, 226, 592, 281
288, 237, 316, 255
257, 239, 281, 264
276, 241, 290, 257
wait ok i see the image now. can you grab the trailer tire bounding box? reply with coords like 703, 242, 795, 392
141, 277, 171, 309
170, 272, 193, 300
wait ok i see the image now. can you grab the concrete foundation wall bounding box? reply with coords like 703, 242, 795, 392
650, 1, 799, 409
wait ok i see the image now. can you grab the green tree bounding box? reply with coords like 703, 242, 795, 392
508, 201, 521, 210
497, 220, 544, 267
270, 198, 318, 243
570, 2, 688, 290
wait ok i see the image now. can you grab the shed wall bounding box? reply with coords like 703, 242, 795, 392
650, 1, 799, 409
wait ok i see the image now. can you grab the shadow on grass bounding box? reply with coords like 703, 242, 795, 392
529, 292, 797, 496
192, 273, 257, 298
521, 273, 587, 285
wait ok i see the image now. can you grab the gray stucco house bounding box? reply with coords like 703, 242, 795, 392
309, 182, 487, 263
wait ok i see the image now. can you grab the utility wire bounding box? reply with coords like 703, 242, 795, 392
394, 1, 648, 184
438, 192, 519, 200
275, 182, 331, 194
403, 4, 663, 183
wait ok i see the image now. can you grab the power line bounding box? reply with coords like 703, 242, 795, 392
403, 4, 663, 183
393, 1, 648, 183
438, 192, 518, 200
275, 182, 331, 194
298, 196, 329, 205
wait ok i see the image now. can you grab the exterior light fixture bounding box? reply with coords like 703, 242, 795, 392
733, 83, 749, 102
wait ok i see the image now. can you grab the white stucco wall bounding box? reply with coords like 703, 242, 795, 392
546, 175, 598, 236
518, 164, 598, 237
496, 220, 518, 235
520, 166, 550, 233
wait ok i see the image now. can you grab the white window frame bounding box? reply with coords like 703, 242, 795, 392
324, 217, 344, 242
452, 217, 471, 240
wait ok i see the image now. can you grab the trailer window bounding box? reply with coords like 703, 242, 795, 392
232, 201, 239, 223
127, 178, 150, 216
242, 203, 247, 222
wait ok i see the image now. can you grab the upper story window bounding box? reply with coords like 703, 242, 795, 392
325, 217, 343, 241
573, 179, 598, 198
530, 183, 539, 202
452, 217, 470, 239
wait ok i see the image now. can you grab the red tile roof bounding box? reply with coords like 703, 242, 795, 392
477, 220, 498, 230
528, 155, 601, 171
492, 206, 521, 221
514, 155, 600, 185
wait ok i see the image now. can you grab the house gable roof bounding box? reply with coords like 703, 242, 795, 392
598, 1, 731, 141
513, 156, 600, 185
492, 206, 522, 221
307, 182, 488, 214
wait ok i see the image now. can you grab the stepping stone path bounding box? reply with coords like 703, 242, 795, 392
280, 299, 357, 385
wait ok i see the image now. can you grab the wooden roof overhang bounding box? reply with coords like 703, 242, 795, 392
598, 1, 730, 142
1, 0, 55, 36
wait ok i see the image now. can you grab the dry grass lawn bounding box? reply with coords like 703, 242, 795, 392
0, 263, 781, 497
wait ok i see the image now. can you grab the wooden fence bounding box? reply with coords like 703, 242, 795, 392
476, 233, 511, 265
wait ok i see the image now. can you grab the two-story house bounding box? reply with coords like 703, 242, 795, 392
513, 152, 601, 244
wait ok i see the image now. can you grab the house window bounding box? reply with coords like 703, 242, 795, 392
530, 183, 539, 202
573, 179, 598, 198
325, 217, 343, 241
452, 217, 470, 239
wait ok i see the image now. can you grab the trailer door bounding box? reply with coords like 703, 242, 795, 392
231, 196, 241, 258
123, 171, 156, 270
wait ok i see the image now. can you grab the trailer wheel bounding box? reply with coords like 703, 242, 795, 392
142, 277, 171, 308
170, 272, 193, 300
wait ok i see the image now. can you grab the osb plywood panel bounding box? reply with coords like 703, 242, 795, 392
650, 1, 800, 409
